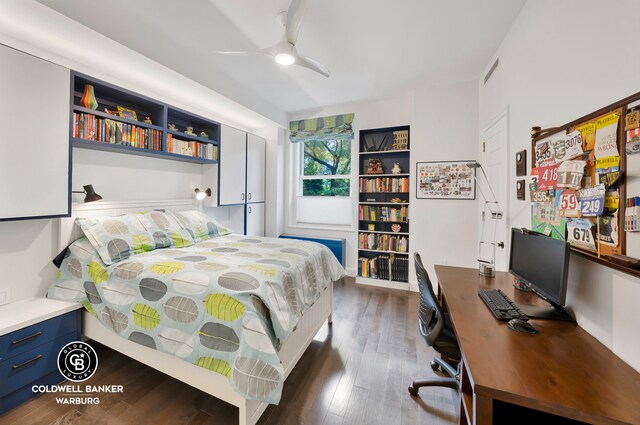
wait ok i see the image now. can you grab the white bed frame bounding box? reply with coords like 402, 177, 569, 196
59, 200, 333, 425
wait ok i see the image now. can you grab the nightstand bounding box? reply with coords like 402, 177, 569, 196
0, 298, 82, 415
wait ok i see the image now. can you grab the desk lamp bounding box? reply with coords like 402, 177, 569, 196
72, 184, 102, 203
466, 162, 503, 277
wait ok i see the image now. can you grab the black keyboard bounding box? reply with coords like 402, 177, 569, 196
478, 289, 528, 321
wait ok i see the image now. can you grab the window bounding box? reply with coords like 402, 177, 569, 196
301, 139, 351, 196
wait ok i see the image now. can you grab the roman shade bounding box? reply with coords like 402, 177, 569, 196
289, 113, 354, 143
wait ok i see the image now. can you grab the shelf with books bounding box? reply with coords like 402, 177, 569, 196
72, 138, 217, 164
70, 72, 222, 165
359, 249, 410, 254
357, 125, 410, 289
358, 230, 409, 235
359, 232, 408, 253
359, 149, 410, 155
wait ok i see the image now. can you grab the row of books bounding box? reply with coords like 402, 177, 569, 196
73, 113, 162, 151
358, 233, 408, 252
359, 205, 408, 222
359, 177, 409, 193
166, 134, 218, 161
358, 254, 409, 282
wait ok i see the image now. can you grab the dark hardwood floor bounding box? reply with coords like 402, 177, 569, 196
1, 278, 457, 425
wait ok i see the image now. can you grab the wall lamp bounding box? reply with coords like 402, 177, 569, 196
72, 184, 102, 203
195, 188, 211, 200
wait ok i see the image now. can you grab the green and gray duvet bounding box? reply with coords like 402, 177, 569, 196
48, 234, 344, 404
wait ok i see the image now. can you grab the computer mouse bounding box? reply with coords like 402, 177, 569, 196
508, 319, 537, 334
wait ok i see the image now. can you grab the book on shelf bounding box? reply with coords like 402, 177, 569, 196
358, 254, 408, 282
358, 232, 408, 252
359, 176, 409, 193
73, 112, 162, 151
358, 205, 408, 222
167, 134, 218, 161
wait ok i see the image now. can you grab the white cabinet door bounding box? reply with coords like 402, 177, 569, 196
246, 203, 264, 236
246, 134, 265, 203
218, 125, 247, 205
0, 45, 70, 220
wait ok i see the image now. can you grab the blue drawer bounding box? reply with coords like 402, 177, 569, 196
0, 310, 80, 362
0, 369, 64, 415
0, 332, 76, 398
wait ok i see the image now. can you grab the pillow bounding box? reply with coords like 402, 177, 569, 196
170, 210, 232, 242
76, 211, 194, 265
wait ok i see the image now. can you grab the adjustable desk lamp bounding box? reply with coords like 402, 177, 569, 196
466, 162, 503, 277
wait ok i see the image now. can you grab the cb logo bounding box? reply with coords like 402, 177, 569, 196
57, 341, 98, 382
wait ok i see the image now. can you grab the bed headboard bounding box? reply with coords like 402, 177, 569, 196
58, 199, 196, 252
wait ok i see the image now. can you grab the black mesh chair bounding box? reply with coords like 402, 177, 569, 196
408, 253, 461, 396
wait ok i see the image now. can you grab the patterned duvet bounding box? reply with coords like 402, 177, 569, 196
48, 234, 345, 404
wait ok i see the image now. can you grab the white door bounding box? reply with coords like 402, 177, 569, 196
246, 203, 264, 236
246, 134, 266, 203
218, 125, 247, 205
481, 109, 509, 271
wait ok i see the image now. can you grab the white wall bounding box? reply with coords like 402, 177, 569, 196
412, 81, 480, 279
285, 81, 480, 282
479, 0, 640, 371
0, 1, 285, 303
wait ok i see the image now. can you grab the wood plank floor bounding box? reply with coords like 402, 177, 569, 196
1, 278, 457, 425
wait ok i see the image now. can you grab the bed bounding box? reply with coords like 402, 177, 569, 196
51, 199, 344, 425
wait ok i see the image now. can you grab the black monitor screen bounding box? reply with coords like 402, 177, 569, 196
509, 228, 570, 306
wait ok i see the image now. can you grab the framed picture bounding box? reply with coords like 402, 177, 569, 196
117, 106, 137, 121
416, 160, 476, 199
367, 224, 375, 231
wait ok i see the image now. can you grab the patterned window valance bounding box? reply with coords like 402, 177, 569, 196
289, 113, 354, 143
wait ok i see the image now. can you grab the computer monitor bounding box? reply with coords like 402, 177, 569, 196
509, 228, 574, 321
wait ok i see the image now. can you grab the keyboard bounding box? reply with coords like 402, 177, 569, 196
478, 289, 528, 321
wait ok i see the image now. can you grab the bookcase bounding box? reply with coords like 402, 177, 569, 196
70, 72, 219, 164
357, 125, 411, 290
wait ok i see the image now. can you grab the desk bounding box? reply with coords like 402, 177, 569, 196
434, 265, 640, 425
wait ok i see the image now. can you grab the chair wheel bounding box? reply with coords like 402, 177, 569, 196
408, 386, 419, 396
430, 360, 439, 371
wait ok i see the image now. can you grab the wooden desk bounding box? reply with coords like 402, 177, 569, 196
434, 265, 640, 425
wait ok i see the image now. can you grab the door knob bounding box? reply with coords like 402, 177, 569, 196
497, 242, 505, 249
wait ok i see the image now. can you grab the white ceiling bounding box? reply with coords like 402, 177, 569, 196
37, 0, 525, 115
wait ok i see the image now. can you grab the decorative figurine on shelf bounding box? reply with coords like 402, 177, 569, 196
199, 131, 209, 139
367, 224, 375, 231
391, 163, 402, 174
185, 126, 196, 136
390, 198, 407, 203
391, 224, 401, 233
80, 84, 98, 110
104, 108, 118, 116
144, 116, 152, 124
367, 158, 384, 174
168, 123, 178, 131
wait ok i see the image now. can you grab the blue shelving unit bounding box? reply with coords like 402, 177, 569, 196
70, 72, 220, 164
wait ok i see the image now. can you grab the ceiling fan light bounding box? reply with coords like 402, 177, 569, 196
275, 53, 296, 66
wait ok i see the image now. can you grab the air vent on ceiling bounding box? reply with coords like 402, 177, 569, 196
484, 58, 499, 84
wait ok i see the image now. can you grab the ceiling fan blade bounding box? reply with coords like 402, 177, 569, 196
217, 51, 256, 56
217, 48, 275, 58
295, 53, 330, 77
285, 0, 307, 45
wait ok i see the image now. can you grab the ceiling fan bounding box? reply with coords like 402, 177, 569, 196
218, 0, 330, 77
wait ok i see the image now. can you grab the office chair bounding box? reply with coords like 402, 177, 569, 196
408, 253, 461, 396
